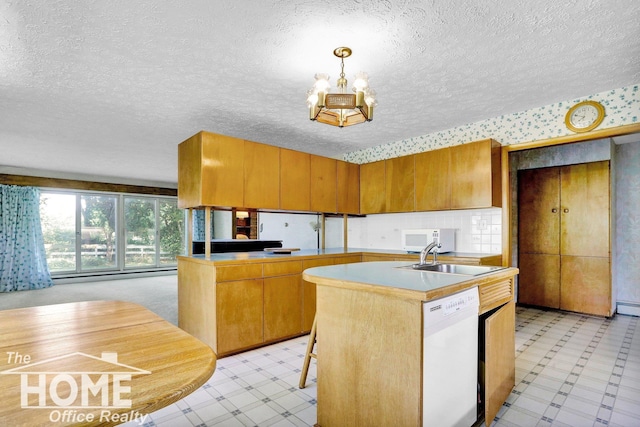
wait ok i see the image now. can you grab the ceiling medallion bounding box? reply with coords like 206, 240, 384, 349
306, 47, 377, 128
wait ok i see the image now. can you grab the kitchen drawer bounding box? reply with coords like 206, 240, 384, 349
216, 263, 263, 282
263, 260, 303, 277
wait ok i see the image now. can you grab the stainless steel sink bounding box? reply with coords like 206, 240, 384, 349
401, 263, 505, 276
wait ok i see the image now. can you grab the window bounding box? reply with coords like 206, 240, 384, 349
40, 191, 184, 276
125, 197, 156, 268
81, 195, 118, 270
40, 193, 76, 272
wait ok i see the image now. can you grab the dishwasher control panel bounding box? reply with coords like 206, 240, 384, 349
443, 292, 477, 316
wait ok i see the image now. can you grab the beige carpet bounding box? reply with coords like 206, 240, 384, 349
0, 274, 178, 325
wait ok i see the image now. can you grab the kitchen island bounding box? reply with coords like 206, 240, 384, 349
177, 249, 502, 357
303, 261, 518, 427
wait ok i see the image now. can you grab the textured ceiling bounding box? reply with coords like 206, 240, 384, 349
1, 0, 639, 186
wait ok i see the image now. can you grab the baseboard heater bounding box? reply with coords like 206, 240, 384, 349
617, 302, 640, 317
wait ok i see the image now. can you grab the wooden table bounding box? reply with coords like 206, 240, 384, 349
0, 300, 217, 427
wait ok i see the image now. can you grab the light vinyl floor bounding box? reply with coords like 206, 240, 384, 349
121, 306, 640, 427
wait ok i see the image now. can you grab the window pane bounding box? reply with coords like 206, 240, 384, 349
81, 195, 117, 270
40, 193, 76, 272
125, 197, 156, 268
159, 199, 185, 265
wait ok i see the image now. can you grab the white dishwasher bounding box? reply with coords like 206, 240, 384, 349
423, 286, 479, 427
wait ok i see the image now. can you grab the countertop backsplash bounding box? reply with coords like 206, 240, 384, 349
327, 208, 502, 254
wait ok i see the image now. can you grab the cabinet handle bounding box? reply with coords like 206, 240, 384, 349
551, 208, 558, 213
563, 208, 569, 213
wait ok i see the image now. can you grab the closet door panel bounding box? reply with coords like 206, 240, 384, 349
517, 253, 560, 308
560, 161, 610, 258
518, 168, 560, 255
560, 256, 611, 316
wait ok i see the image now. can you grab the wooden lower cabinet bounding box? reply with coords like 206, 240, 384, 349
179, 258, 304, 357
216, 279, 264, 355
264, 275, 302, 342
179, 254, 366, 357
480, 300, 515, 427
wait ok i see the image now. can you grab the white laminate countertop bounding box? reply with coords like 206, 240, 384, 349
178, 247, 500, 263
303, 261, 517, 301
304, 261, 471, 292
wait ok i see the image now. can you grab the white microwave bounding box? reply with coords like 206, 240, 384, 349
401, 229, 455, 253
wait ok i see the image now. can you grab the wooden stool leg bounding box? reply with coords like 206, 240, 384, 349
299, 315, 317, 389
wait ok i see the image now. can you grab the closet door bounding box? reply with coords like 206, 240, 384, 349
517, 167, 561, 308
559, 161, 611, 315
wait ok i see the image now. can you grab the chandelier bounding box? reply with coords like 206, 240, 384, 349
307, 47, 377, 128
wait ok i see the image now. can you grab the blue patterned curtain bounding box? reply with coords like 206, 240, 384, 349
0, 185, 54, 292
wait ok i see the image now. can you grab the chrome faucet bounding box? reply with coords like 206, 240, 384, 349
419, 241, 441, 265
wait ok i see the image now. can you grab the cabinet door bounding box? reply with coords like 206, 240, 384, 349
560, 256, 611, 316
560, 161, 610, 257
200, 132, 245, 207
244, 140, 280, 209
483, 301, 515, 427
517, 253, 560, 308
310, 155, 337, 213
216, 279, 264, 354
385, 155, 415, 212
450, 139, 501, 209
280, 148, 310, 211
264, 275, 303, 341
415, 147, 451, 211
337, 160, 360, 214
518, 167, 560, 254
359, 160, 386, 214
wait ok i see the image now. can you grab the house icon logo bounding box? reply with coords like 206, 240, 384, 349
0, 351, 151, 410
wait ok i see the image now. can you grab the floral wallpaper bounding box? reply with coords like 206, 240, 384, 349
344, 85, 639, 163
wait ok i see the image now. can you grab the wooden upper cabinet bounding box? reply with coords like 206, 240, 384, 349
358, 138, 501, 214
450, 139, 502, 209
310, 155, 337, 213
337, 160, 360, 214
415, 147, 451, 211
178, 131, 244, 209
280, 148, 311, 211
360, 160, 386, 214
244, 140, 280, 209
385, 155, 415, 212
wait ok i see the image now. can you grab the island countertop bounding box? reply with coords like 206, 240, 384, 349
303, 261, 519, 302
178, 247, 501, 265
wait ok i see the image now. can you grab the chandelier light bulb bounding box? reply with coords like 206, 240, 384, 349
313, 74, 331, 93
352, 72, 370, 92
364, 88, 378, 107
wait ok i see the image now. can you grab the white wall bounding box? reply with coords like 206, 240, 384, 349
615, 140, 640, 315
258, 212, 321, 249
